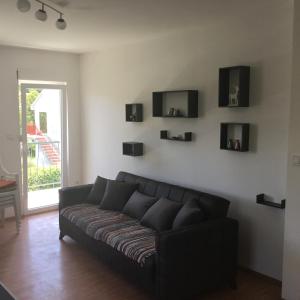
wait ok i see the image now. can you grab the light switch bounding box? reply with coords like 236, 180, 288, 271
292, 154, 300, 166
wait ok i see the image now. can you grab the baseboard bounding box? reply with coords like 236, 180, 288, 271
239, 266, 282, 286
24, 205, 58, 216
4, 207, 58, 221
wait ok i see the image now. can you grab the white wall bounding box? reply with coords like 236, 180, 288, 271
282, 1, 300, 299
0, 45, 81, 215
80, 1, 292, 280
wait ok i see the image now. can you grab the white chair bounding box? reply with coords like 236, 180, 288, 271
0, 160, 21, 233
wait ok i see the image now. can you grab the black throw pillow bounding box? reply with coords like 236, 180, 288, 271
99, 180, 138, 211
123, 191, 157, 220
172, 199, 205, 229
85, 176, 107, 205
141, 197, 182, 232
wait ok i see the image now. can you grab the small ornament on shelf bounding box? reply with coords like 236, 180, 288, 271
168, 108, 175, 116
229, 86, 240, 106
227, 139, 234, 150
234, 139, 241, 151
173, 109, 182, 117
129, 114, 136, 121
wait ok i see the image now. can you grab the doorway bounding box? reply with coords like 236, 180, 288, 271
19, 83, 67, 213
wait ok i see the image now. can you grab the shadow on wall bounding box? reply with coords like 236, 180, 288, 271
249, 62, 263, 107
230, 194, 284, 277
249, 123, 258, 153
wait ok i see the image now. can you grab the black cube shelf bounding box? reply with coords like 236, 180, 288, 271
153, 90, 198, 118
220, 123, 250, 152
122, 142, 143, 156
160, 130, 192, 142
219, 66, 250, 107
126, 103, 143, 122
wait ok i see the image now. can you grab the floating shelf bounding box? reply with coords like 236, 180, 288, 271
220, 123, 250, 152
256, 194, 286, 209
122, 142, 143, 156
126, 103, 143, 122
219, 66, 250, 107
160, 130, 192, 142
153, 90, 198, 118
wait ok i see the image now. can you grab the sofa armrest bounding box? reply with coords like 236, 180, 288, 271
59, 184, 93, 210
156, 218, 238, 300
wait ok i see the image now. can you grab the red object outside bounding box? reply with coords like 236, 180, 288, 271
26, 124, 42, 135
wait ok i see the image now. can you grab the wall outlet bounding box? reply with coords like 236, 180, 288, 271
292, 154, 300, 166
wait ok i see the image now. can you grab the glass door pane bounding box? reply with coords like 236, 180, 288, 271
22, 87, 62, 210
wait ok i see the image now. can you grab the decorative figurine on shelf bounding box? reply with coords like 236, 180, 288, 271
234, 139, 241, 151
129, 114, 136, 121
229, 86, 240, 106
173, 109, 182, 117
168, 108, 175, 116
227, 139, 234, 149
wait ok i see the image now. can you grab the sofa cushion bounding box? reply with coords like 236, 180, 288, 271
123, 191, 157, 220
173, 199, 205, 229
141, 197, 182, 232
116, 171, 230, 219
0, 180, 16, 192
99, 180, 138, 211
0, 179, 16, 189
60, 204, 156, 266
85, 176, 107, 204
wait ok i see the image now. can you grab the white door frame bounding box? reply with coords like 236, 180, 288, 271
20, 82, 68, 215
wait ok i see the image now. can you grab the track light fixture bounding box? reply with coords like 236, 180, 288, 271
16, 0, 67, 30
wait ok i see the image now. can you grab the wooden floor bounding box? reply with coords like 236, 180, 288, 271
0, 211, 282, 300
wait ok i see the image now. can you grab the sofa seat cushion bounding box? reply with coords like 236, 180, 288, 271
60, 204, 156, 266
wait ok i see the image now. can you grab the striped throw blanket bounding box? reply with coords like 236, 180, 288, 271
60, 204, 156, 266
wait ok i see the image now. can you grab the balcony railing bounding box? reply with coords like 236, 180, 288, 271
27, 140, 61, 191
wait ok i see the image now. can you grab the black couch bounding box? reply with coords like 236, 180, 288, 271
59, 171, 238, 300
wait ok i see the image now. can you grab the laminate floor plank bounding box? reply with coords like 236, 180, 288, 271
0, 212, 281, 300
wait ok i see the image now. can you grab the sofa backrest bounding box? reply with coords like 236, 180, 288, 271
116, 171, 230, 219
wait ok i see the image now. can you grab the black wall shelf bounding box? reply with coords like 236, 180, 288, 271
122, 142, 143, 156
256, 194, 286, 209
126, 103, 143, 122
220, 123, 250, 152
160, 130, 192, 142
153, 90, 198, 118
219, 66, 250, 107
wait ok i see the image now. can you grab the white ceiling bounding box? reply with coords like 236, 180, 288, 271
0, 0, 291, 53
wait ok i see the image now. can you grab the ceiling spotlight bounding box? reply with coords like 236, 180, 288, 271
35, 4, 47, 22
17, 0, 31, 12
56, 14, 67, 30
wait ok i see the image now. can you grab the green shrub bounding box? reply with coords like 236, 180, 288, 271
28, 166, 61, 191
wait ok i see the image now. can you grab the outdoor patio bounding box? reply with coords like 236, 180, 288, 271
28, 187, 60, 210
